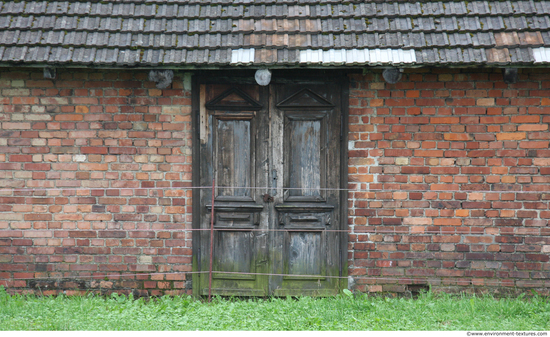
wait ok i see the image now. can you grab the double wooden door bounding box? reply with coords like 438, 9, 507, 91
193, 77, 346, 296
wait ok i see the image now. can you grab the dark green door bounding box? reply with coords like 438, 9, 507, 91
195, 78, 345, 296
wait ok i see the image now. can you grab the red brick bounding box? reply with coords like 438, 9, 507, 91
434, 218, 462, 226
24, 214, 52, 221
8, 155, 32, 162
444, 134, 471, 141
109, 147, 137, 155
496, 133, 526, 140
468, 150, 495, 157
80, 163, 108, 171
0, 163, 21, 170
520, 141, 550, 149
55, 114, 84, 122
24, 163, 50, 171
415, 150, 444, 157
431, 117, 459, 124
81, 147, 108, 154
2, 122, 31, 129
401, 167, 430, 174
480, 116, 509, 124
511, 115, 539, 123
384, 149, 412, 157
68, 231, 97, 238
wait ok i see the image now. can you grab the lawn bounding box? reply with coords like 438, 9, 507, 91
0, 287, 549, 330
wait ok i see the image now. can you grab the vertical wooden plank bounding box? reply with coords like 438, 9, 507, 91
339, 75, 350, 287
200, 84, 208, 144
233, 121, 251, 196
199, 85, 215, 296
269, 84, 286, 294
254, 85, 271, 296
325, 81, 341, 291
217, 120, 234, 197
208, 178, 215, 302
191, 74, 201, 298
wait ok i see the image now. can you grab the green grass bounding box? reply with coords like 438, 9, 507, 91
0, 286, 549, 330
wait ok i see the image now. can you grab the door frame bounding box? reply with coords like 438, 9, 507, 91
191, 70, 349, 297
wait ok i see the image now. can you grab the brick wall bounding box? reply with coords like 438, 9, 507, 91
348, 68, 550, 295
0, 68, 193, 296
1, 67, 549, 296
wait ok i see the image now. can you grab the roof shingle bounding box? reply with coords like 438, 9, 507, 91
0, 0, 549, 67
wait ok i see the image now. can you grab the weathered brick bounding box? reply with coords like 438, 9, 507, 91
496, 133, 526, 140
68, 231, 97, 238
520, 141, 550, 149
444, 133, 472, 141
401, 166, 430, 174
431, 117, 459, 124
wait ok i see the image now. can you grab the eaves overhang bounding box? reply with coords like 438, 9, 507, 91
1, 47, 549, 70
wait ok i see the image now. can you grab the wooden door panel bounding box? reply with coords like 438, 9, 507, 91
213, 230, 255, 280
286, 231, 324, 277
287, 119, 322, 198
216, 119, 252, 199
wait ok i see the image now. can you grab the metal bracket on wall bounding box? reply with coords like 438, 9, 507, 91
382, 68, 403, 84
502, 68, 518, 84
43, 67, 56, 79
148, 70, 174, 89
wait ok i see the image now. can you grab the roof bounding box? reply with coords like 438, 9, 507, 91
0, 0, 550, 68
